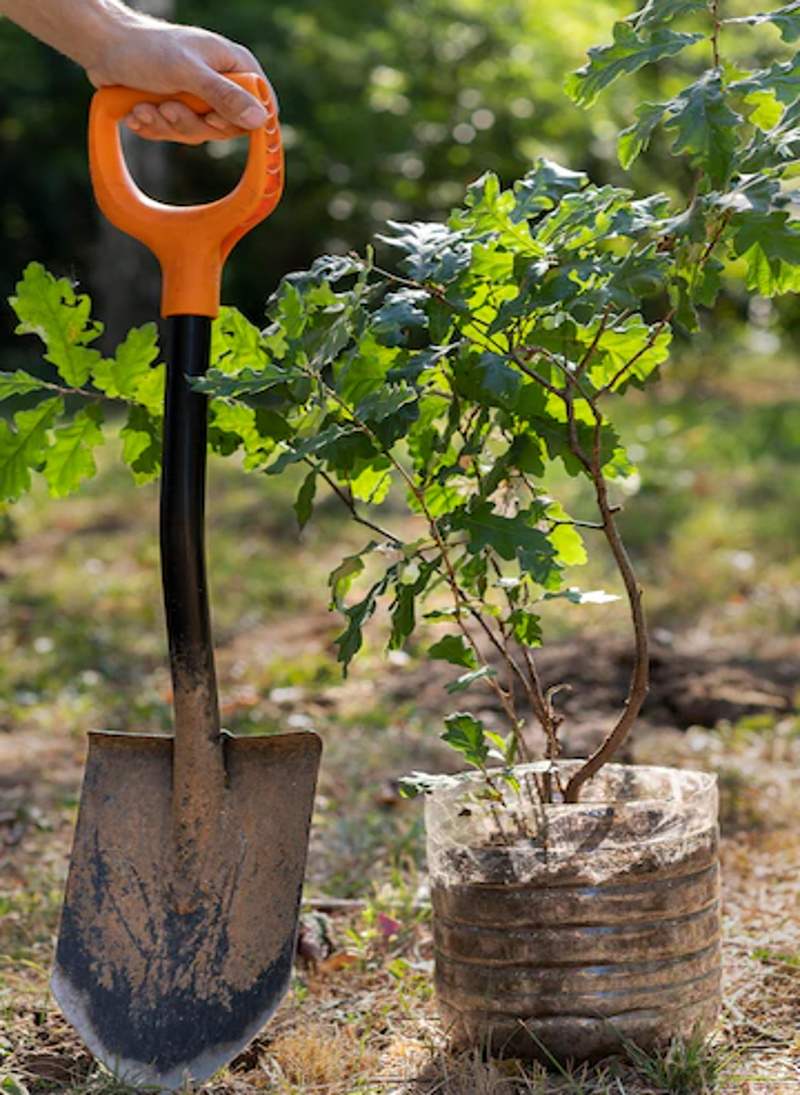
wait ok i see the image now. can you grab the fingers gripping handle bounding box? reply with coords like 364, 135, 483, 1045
88, 73, 283, 317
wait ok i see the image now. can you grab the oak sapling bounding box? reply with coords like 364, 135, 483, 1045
4, 1, 800, 819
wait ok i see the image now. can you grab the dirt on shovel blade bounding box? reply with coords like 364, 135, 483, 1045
51, 728, 321, 1090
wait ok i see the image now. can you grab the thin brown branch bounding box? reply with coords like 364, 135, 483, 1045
710, 0, 722, 70
598, 310, 674, 398
523, 643, 560, 757
563, 410, 649, 803
510, 348, 565, 399
574, 304, 614, 381
546, 353, 596, 405
549, 517, 605, 531
312, 463, 402, 546
483, 553, 550, 746
564, 388, 593, 472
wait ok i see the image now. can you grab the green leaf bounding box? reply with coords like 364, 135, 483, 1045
120, 405, 161, 484
585, 315, 671, 389
693, 255, 725, 309
732, 210, 800, 294
294, 469, 317, 530
253, 407, 293, 444
92, 324, 159, 400
268, 423, 368, 475
445, 665, 499, 694
470, 241, 516, 281
304, 303, 358, 371
43, 404, 105, 498
0, 397, 61, 501
453, 172, 547, 257
335, 593, 375, 668
329, 551, 367, 610
371, 288, 429, 347
456, 352, 523, 408
334, 565, 396, 669
388, 558, 439, 651
270, 281, 308, 340
348, 460, 392, 504
1, 1075, 31, 1095
484, 730, 514, 763
544, 587, 620, 605
9, 263, 102, 387
731, 55, 800, 108
285, 253, 367, 291
507, 608, 543, 647
629, 0, 708, 24
397, 771, 459, 798
389, 582, 417, 650
428, 634, 478, 669
378, 220, 472, 281
416, 480, 465, 519
193, 364, 305, 399
550, 522, 587, 567
355, 384, 417, 433
210, 305, 268, 370
663, 72, 742, 185
0, 370, 49, 401
441, 712, 489, 768
449, 502, 555, 565
744, 90, 784, 131
608, 247, 671, 310
511, 159, 589, 220
727, 4, 800, 43
209, 401, 259, 456
337, 334, 399, 403
131, 364, 166, 415
618, 101, 668, 168
567, 23, 703, 107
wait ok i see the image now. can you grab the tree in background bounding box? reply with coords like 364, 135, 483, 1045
0, 0, 631, 352
2, 0, 796, 351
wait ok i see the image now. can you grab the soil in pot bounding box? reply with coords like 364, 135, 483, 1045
425, 764, 721, 1063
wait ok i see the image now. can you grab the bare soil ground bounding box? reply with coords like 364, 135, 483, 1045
1, 463, 799, 1094
2, 622, 799, 1094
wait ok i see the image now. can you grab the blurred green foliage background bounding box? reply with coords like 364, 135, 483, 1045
2, 0, 800, 645
1, 0, 640, 347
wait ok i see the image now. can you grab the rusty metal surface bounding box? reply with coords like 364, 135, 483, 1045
52, 728, 321, 1089
431, 836, 721, 1061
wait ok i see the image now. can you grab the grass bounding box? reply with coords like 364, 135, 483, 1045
2, 357, 800, 1093
621, 1031, 736, 1095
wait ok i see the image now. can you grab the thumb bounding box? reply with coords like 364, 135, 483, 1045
194, 70, 267, 129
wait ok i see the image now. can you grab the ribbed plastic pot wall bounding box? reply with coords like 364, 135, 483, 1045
425, 764, 721, 1062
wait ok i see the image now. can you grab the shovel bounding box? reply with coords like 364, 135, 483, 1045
51, 74, 322, 1090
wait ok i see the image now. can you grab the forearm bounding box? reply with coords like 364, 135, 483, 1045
0, 0, 147, 71
0, 0, 270, 142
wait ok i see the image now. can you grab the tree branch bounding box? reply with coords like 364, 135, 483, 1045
563, 410, 649, 803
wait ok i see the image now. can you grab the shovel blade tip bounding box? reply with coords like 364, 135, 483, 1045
52, 957, 290, 1090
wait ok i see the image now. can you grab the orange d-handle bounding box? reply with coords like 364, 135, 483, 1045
89, 73, 283, 318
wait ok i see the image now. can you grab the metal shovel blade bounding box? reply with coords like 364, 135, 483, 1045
52, 727, 321, 1090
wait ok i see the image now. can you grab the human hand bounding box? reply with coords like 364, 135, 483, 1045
86, 21, 274, 144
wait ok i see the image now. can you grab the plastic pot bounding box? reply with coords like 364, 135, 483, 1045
425, 763, 721, 1062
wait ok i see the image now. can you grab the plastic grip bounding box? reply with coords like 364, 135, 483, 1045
88, 73, 283, 317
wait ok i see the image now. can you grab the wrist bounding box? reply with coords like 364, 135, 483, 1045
68, 0, 153, 73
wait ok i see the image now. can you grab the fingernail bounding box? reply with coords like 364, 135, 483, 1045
239, 104, 266, 129
125, 117, 142, 131
161, 105, 178, 124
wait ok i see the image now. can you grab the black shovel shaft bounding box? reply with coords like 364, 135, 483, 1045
161, 315, 217, 709
161, 316, 224, 873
